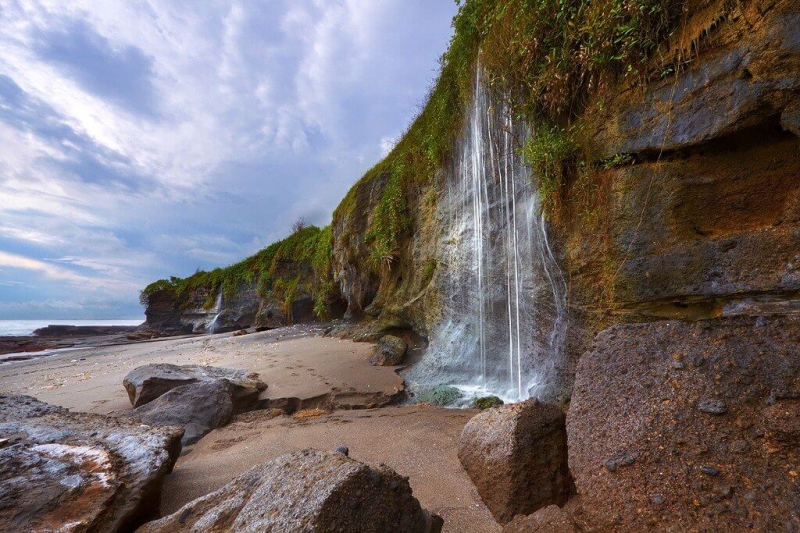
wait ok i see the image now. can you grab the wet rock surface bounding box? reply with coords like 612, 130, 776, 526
371, 334, 408, 366
458, 399, 571, 524
126, 379, 235, 446
123, 363, 266, 410
567, 316, 800, 531
0, 394, 182, 532
139, 449, 442, 533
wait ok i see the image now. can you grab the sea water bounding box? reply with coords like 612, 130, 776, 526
0, 319, 144, 337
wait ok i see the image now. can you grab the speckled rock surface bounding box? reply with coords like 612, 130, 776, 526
0, 394, 182, 532
503, 504, 579, 533
458, 399, 571, 524
138, 449, 442, 532
126, 380, 234, 446
567, 316, 800, 531
123, 363, 266, 410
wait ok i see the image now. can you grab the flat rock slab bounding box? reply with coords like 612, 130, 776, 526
126, 379, 234, 446
139, 449, 441, 532
458, 399, 571, 524
0, 394, 182, 532
567, 316, 800, 531
123, 363, 266, 410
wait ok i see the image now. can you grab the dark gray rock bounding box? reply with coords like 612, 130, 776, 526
458, 399, 571, 524
371, 335, 408, 366
123, 363, 266, 410
698, 399, 728, 415
126, 380, 234, 446
0, 394, 182, 532
137, 449, 442, 533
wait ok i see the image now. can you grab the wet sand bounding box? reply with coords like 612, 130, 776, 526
0, 325, 499, 531
0, 325, 403, 415
165, 405, 501, 532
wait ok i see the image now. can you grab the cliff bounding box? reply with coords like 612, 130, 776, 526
140, 226, 345, 335
142, 0, 799, 377
138, 0, 800, 527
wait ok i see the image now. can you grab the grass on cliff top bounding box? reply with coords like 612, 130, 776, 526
140, 225, 337, 318
334, 0, 686, 262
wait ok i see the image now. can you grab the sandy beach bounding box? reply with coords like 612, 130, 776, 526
0, 325, 499, 532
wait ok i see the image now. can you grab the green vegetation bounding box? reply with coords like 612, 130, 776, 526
414, 385, 463, 406
143, 0, 690, 314
335, 0, 686, 234
474, 395, 504, 409
140, 226, 337, 319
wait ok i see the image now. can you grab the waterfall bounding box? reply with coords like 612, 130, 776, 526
208, 291, 224, 334
408, 66, 568, 403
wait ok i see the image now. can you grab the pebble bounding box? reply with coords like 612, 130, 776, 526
701, 465, 721, 476
650, 494, 666, 505
605, 451, 639, 472
672, 361, 686, 370
698, 400, 728, 415
334, 446, 349, 457
730, 440, 750, 453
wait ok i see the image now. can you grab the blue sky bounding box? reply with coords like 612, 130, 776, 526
0, 1, 457, 319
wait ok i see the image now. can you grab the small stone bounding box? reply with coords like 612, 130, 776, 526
718, 485, 733, 498
334, 446, 349, 457
650, 494, 666, 505
730, 440, 750, 453
605, 452, 639, 472
701, 465, 721, 476
672, 361, 686, 370
698, 400, 728, 415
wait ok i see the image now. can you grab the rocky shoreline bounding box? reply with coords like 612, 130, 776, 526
0, 325, 143, 361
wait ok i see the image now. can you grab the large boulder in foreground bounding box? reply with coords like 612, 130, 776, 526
567, 316, 800, 532
123, 363, 266, 410
458, 399, 571, 524
0, 394, 182, 532
138, 449, 442, 532
126, 380, 234, 446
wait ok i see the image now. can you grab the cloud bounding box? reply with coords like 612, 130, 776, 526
0, 1, 457, 318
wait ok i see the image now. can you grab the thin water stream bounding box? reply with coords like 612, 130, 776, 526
408, 67, 568, 403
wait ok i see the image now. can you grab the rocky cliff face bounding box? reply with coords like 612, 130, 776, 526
141, 226, 345, 335
331, 0, 800, 397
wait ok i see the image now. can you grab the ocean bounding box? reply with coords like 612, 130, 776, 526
0, 319, 144, 336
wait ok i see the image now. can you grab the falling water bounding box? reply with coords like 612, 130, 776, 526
407, 66, 568, 403
207, 292, 224, 333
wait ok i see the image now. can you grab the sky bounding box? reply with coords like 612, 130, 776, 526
0, 0, 458, 320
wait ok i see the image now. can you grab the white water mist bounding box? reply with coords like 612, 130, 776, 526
408, 66, 568, 403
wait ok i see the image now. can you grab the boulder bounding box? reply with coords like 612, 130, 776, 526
458, 399, 571, 524
123, 363, 266, 410
126, 380, 234, 446
371, 334, 408, 366
138, 449, 443, 532
567, 316, 800, 532
0, 394, 182, 532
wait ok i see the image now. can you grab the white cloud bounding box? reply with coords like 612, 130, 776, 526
0, 0, 456, 318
